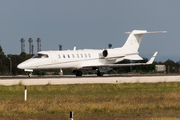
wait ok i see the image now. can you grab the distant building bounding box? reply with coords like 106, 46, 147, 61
37, 38, 41, 52
20, 38, 25, 53
155, 65, 166, 73
28, 38, 33, 54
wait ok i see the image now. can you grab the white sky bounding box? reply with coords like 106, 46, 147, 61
0, 1, 179, 62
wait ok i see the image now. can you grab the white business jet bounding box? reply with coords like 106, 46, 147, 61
17, 30, 166, 77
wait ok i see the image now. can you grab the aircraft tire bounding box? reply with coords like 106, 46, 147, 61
76, 71, 82, 76
97, 71, 103, 76
28, 73, 32, 77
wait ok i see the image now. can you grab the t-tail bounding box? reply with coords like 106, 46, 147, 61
121, 30, 166, 52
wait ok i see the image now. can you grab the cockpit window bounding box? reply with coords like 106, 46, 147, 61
33, 54, 49, 58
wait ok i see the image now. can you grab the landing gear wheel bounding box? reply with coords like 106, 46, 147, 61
76, 71, 82, 76
97, 71, 103, 76
28, 73, 32, 77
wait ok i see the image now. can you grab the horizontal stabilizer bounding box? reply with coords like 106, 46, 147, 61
125, 30, 167, 34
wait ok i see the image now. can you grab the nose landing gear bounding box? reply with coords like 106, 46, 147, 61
24, 69, 33, 77
28, 72, 33, 77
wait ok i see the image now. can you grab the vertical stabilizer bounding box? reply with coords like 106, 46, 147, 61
121, 30, 166, 52
122, 30, 147, 52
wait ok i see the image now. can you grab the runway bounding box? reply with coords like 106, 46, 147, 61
0, 75, 180, 86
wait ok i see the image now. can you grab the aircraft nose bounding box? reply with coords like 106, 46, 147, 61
17, 63, 25, 69
17, 62, 30, 69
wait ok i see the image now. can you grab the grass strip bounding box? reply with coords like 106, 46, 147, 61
0, 82, 180, 119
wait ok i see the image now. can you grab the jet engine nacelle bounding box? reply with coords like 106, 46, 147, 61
102, 49, 125, 60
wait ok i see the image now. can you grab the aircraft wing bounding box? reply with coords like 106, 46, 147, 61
83, 52, 158, 68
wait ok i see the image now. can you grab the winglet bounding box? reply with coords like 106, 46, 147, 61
146, 52, 158, 64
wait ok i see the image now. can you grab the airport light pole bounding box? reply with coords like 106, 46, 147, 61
8, 58, 12, 74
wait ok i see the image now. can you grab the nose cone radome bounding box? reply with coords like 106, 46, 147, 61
17, 63, 25, 69
17, 61, 32, 69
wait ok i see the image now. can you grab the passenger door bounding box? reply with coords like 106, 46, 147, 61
50, 52, 58, 63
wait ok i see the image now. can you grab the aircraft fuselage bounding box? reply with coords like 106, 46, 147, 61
17, 49, 125, 71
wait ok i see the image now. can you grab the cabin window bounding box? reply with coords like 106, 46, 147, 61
77, 54, 79, 58
72, 54, 75, 58
88, 53, 91, 58
81, 54, 83, 58
33, 54, 49, 58
84, 54, 87, 58
63, 54, 65, 58
68, 54, 70, 58
58, 54, 61, 59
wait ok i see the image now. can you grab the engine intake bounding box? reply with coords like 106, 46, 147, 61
102, 49, 108, 57
102, 49, 125, 60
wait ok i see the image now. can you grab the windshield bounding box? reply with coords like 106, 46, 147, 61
33, 54, 49, 58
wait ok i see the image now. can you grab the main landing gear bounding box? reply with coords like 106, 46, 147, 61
73, 70, 83, 76
76, 71, 82, 76
97, 70, 104, 76
73, 68, 104, 77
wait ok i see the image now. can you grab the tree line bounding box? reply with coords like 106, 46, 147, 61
0, 45, 179, 76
